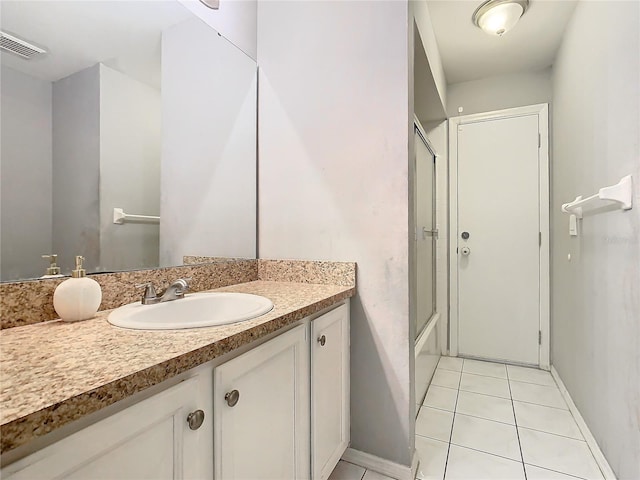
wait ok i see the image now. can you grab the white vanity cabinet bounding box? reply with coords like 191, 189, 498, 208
311, 303, 350, 480
2, 301, 351, 480
213, 324, 311, 480
2, 376, 211, 480
212, 302, 350, 480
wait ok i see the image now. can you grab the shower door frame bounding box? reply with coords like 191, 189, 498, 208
414, 119, 438, 341
448, 104, 550, 370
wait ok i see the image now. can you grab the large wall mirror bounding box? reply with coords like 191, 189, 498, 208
0, 0, 257, 282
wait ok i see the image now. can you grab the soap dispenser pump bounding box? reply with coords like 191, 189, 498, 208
41, 254, 63, 278
53, 256, 102, 322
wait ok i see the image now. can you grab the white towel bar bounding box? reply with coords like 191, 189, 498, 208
561, 175, 633, 219
113, 208, 160, 225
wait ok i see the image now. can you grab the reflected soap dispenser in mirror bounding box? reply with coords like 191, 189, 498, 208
53, 256, 102, 322
41, 254, 63, 279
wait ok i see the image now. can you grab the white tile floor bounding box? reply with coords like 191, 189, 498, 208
328, 357, 604, 480
415, 357, 605, 480
328, 460, 396, 480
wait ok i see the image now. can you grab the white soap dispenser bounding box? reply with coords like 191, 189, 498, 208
53, 256, 102, 322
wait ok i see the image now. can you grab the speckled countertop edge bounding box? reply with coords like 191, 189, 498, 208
0, 281, 355, 454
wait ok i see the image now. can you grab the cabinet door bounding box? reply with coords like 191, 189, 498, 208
214, 324, 310, 480
311, 303, 350, 480
2, 377, 208, 480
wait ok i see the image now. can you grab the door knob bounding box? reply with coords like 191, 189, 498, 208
225, 389, 240, 407
317, 335, 326, 346
461, 247, 471, 256
461, 231, 470, 240
187, 409, 205, 430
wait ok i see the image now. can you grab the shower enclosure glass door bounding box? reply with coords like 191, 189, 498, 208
415, 125, 436, 339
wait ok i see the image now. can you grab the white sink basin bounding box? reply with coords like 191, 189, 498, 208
108, 292, 274, 330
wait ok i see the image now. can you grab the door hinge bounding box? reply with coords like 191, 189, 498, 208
538, 133, 541, 148
539, 232, 542, 246
538, 331, 542, 345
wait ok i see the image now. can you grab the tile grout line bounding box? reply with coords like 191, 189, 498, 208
453, 363, 559, 387
507, 366, 528, 480
441, 358, 464, 480
449, 411, 516, 427
457, 387, 511, 401
523, 462, 590, 480
511, 397, 570, 411
517, 424, 588, 442
446, 442, 531, 465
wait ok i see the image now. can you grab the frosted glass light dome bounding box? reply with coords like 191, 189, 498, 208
473, 0, 529, 36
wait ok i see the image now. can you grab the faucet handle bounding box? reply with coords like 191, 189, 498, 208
135, 282, 157, 300
173, 278, 192, 293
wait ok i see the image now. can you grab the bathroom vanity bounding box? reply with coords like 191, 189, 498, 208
0, 277, 354, 480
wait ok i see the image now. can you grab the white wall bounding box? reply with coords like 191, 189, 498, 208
99, 64, 161, 272
178, 0, 257, 60
52, 65, 101, 273
413, 0, 447, 113
258, 1, 412, 466
160, 18, 257, 266
447, 69, 552, 117
0, 66, 53, 280
414, 23, 446, 124
551, 1, 640, 478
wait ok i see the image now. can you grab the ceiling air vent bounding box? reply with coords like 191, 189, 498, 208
0, 31, 46, 59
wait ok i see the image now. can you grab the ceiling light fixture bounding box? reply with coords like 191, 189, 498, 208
199, 0, 220, 10
472, 0, 529, 36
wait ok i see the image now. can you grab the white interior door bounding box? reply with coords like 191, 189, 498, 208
456, 113, 541, 365
415, 127, 436, 338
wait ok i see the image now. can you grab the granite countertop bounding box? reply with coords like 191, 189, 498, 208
0, 280, 355, 454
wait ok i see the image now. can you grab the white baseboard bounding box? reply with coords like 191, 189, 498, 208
341, 448, 416, 480
411, 449, 419, 480
551, 366, 617, 480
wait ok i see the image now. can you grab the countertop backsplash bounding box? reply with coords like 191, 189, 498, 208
0, 259, 356, 329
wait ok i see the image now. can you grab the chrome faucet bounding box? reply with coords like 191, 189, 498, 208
136, 278, 191, 305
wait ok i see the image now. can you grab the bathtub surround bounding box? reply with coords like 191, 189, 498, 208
0, 259, 355, 330
550, 1, 640, 478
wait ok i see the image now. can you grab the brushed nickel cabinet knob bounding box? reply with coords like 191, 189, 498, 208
225, 389, 240, 407
187, 409, 205, 430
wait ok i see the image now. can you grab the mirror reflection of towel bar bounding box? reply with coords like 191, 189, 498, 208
113, 208, 160, 225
